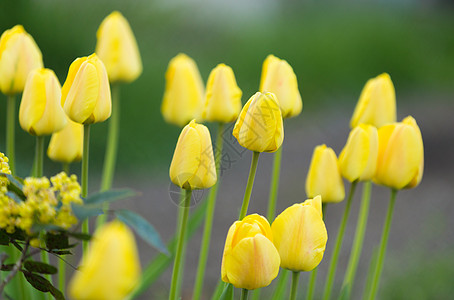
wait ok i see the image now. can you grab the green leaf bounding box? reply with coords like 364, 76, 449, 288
115, 210, 168, 255
50, 250, 72, 255
67, 232, 91, 241
219, 283, 234, 300
84, 189, 137, 205
31, 224, 63, 233
6, 191, 23, 204
23, 271, 51, 292
1, 173, 26, 200
24, 261, 58, 275
0, 229, 10, 245
71, 203, 103, 220
45, 232, 70, 250
49, 286, 65, 300
1, 264, 15, 271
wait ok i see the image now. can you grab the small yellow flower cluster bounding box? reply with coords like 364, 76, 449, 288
0, 152, 11, 190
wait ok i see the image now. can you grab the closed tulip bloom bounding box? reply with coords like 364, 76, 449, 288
169, 120, 216, 190
62, 53, 112, 124
203, 63, 242, 123
19, 68, 67, 136
306, 145, 345, 203
339, 124, 378, 182
374, 116, 424, 190
259, 55, 302, 118
271, 195, 327, 272
47, 119, 83, 163
69, 220, 141, 300
0, 25, 43, 95
350, 73, 396, 128
96, 11, 142, 83
161, 53, 205, 127
221, 214, 280, 290
233, 92, 283, 153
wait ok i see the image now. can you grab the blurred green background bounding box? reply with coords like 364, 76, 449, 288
1, 0, 453, 299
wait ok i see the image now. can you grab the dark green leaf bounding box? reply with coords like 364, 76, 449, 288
71, 203, 103, 220
50, 250, 72, 255
85, 189, 138, 205
219, 283, 234, 300
115, 210, 168, 255
1, 173, 26, 200
6, 191, 23, 204
49, 286, 65, 300
9, 229, 26, 241
24, 261, 58, 275
1, 264, 15, 271
31, 224, 63, 233
0, 229, 9, 245
45, 232, 69, 250
67, 232, 91, 241
23, 271, 51, 292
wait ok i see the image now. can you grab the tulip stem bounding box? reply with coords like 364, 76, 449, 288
6, 95, 16, 174
290, 272, 300, 300
266, 146, 282, 222
193, 123, 224, 300
169, 189, 192, 300
238, 151, 260, 220
240, 289, 249, 300
82, 124, 90, 253
341, 180, 372, 298
35, 136, 44, 177
62, 163, 70, 175
322, 181, 357, 300
365, 188, 397, 300
270, 269, 289, 300
59, 163, 70, 296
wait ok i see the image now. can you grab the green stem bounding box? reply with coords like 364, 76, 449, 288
169, 189, 192, 300
35, 136, 44, 177
341, 180, 372, 298
290, 272, 300, 300
270, 269, 289, 300
59, 163, 70, 296
211, 281, 224, 300
251, 289, 261, 300
6, 94, 16, 174
240, 289, 249, 300
82, 124, 90, 253
175, 192, 187, 299
365, 189, 397, 300
62, 163, 70, 175
322, 181, 357, 300
266, 146, 282, 222
238, 151, 260, 220
192, 123, 224, 300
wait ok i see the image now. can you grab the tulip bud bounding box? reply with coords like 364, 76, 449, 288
339, 124, 378, 182
221, 214, 280, 290
233, 92, 284, 153
271, 195, 327, 272
161, 53, 205, 127
0, 25, 43, 95
169, 120, 216, 190
19, 68, 67, 136
69, 220, 141, 300
47, 119, 83, 163
350, 73, 396, 128
259, 55, 302, 118
96, 11, 142, 83
61, 54, 111, 124
203, 63, 242, 123
374, 116, 424, 190
306, 145, 345, 203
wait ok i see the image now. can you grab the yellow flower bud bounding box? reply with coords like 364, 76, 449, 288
259, 55, 302, 118
69, 220, 141, 300
339, 124, 378, 182
19, 68, 67, 136
203, 63, 242, 123
350, 73, 396, 128
47, 119, 83, 163
169, 120, 216, 190
161, 53, 205, 127
271, 195, 327, 272
374, 116, 424, 190
62, 54, 112, 124
306, 145, 345, 203
221, 214, 280, 290
0, 25, 43, 95
233, 92, 284, 153
96, 11, 142, 83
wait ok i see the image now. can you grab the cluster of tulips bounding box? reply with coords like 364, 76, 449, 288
0, 8, 424, 300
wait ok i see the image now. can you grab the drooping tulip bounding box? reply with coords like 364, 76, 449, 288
233, 92, 283, 153
96, 11, 142, 83
203, 63, 242, 123
19, 68, 67, 136
259, 54, 302, 118
47, 119, 83, 163
221, 214, 280, 290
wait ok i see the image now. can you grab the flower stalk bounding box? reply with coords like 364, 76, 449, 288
290, 272, 300, 300
238, 152, 260, 220
6, 95, 16, 174
82, 124, 90, 253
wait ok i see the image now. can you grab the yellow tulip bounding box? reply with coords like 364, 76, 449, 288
19, 68, 67, 136
233, 92, 284, 153
0, 25, 43, 95
350, 73, 396, 128
203, 63, 242, 123
47, 119, 83, 163
259, 55, 302, 118
339, 124, 378, 182
221, 214, 280, 290
69, 220, 141, 300
306, 145, 345, 203
271, 195, 327, 272
62, 53, 112, 124
96, 11, 142, 83
374, 116, 424, 190
169, 119, 216, 190
161, 53, 205, 127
